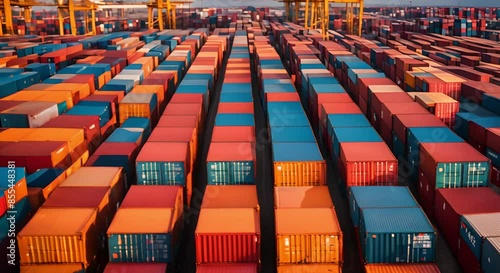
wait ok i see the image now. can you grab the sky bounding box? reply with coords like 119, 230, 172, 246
189, 0, 500, 8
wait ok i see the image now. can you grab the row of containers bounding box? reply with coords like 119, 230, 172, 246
194, 30, 262, 273
269, 21, 500, 273
0, 28, 214, 273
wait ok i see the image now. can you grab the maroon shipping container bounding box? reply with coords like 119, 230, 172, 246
196, 263, 258, 273
461, 82, 500, 103
87, 142, 140, 179
103, 263, 167, 273
157, 115, 198, 128
359, 96, 368, 116
65, 74, 96, 93
120, 185, 183, 209
358, 77, 395, 103
339, 142, 398, 187
393, 114, 446, 146
458, 236, 484, 273
195, 208, 260, 264
0, 141, 72, 173
371, 92, 414, 131
42, 115, 102, 152
310, 93, 353, 130
42, 186, 114, 232
434, 188, 500, 255
469, 117, 500, 152
491, 166, 500, 188
0, 100, 27, 112
380, 102, 429, 131
486, 128, 500, 153
418, 171, 436, 220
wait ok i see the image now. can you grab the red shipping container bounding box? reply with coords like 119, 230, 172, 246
0, 193, 6, 217
372, 92, 414, 130
358, 77, 395, 104
393, 114, 446, 146
148, 127, 197, 168
120, 185, 183, 209
320, 102, 362, 140
218, 102, 254, 114
0, 141, 72, 173
0, 101, 27, 112
265, 92, 300, 104
461, 82, 500, 104
434, 188, 500, 255
195, 208, 260, 264
163, 103, 204, 131
359, 96, 368, 116
418, 171, 436, 220
211, 126, 255, 142
491, 166, 500, 187
364, 264, 441, 273
65, 74, 96, 94
196, 263, 258, 273
157, 115, 198, 128
458, 236, 483, 273
339, 142, 398, 187
380, 102, 429, 131
103, 263, 167, 273
170, 93, 204, 106
42, 115, 102, 152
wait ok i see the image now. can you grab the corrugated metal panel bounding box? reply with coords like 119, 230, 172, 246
349, 186, 419, 227
460, 212, 500, 260
196, 263, 258, 273
482, 237, 500, 273
103, 263, 167, 273
364, 264, 441, 273
360, 207, 436, 263
277, 264, 341, 273
276, 208, 342, 264
20, 264, 86, 273
270, 126, 316, 143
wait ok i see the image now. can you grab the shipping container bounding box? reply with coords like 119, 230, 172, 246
206, 142, 256, 185
435, 188, 500, 255
157, 115, 198, 128
118, 93, 158, 125
195, 208, 260, 264
201, 185, 259, 209
270, 126, 316, 143
332, 127, 383, 158
41, 115, 102, 152
274, 186, 333, 208
278, 263, 342, 273
364, 264, 441, 273
148, 127, 197, 167
19, 264, 86, 273
136, 142, 190, 186
0, 141, 71, 173
103, 263, 167, 273
359, 207, 436, 263
272, 142, 326, 186
196, 263, 258, 273
215, 113, 255, 127
17, 208, 98, 265
211, 126, 255, 142
482, 237, 500, 273
20, 128, 85, 152
349, 186, 419, 227
121, 117, 152, 140
275, 208, 342, 264
339, 142, 398, 187
107, 208, 179, 262
0, 101, 58, 128
459, 212, 500, 273
419, 142, 490, 188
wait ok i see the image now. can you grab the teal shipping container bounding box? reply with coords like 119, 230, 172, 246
121, 117, 152, 140
206, 142, 255, 185
419, 142, 490, 188
215, 113, 254, 127
482, 237, 500, 273
460, 213, 500, 264
136, 142, 189, 186
348, 186, 420, 227
106, 128, 145, 146
359, 207, 436, 263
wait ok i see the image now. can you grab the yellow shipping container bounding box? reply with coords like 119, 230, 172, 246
36, 91, 74, 110
133, 57, 155, 77
20, 264, 86, 273
0, 91, 43, 101
275, 208, 342, 264
0, 128, 36, 141
118, 93, 158, 124
17, 208, 98, 265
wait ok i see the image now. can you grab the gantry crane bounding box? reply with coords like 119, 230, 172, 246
281, 0, 364, 40
147, 0, 191, 30
0, 0, 97, 35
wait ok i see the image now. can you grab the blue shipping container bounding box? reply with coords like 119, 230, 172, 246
106, 128, 144, 145
460, 213, 500, 262
121, 117, 152, 140
215, 113, 254, 126
348, 186, 419, 227
332, 127, 383, 158
272, 142, 323, 162
270, 126, 316, 143
482, 237, 500, 273
359, 207, 436, 263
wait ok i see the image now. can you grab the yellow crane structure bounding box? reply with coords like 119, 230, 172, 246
281, 0, 364, 40
0, 0, 97, 36
147, 0, 192, 30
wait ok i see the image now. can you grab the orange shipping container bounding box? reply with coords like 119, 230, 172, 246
364, 264, 441, 273
131, 85, 165, 108
17, 208, 99, 265
275, 208, 342, 264
277, 264, 342, 273
118, 93, 159, 125
19, 128, 85, 152
0, 128, 36, 141
274, 186, 333, 208
3, 177, 28, 205
201, 185, 259, 209
20, 264, 86, 273
273, 161, 326, 187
